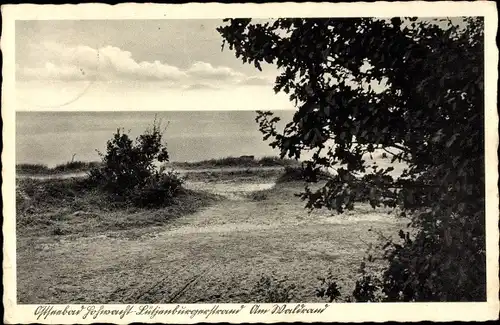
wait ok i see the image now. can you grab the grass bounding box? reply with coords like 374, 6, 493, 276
183, 168, 283, 183
169, 155, 299, 169
16, 161, 101, 175
16, 177, 220, 238
17, 156, 298, 177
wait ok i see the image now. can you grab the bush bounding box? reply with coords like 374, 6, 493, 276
89, 118, 183, 207
316, 271, 343, 302
129, 170, 184, 208
277, 166, 331, 183
378, 211, 484, 301
345, 206, 485, 303
277, 166, 306, 183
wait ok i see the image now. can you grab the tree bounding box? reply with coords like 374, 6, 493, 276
218, 17, 485, 301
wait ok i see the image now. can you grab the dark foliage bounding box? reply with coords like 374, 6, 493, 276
218, 17, 485, 301
316, 274, 343, 302
277, 165, 331, 184
89, 119, 184, 207
129, 171, 184, 208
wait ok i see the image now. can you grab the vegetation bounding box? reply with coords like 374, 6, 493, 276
16, 119, 220, 238
17, 156, 298, 177
16, 161, 101, 175
170, 155, 298, 169
17, 16, 484, 305
88, 119, 185, 208
183, 168, 282, 183
276, 165, 331, 184
219, 17, 485, 301
18, 169, 403, 303
16, 177, 218, 237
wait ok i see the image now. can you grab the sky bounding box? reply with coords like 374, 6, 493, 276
15, 19, 291, 111
14, 18, 464, 111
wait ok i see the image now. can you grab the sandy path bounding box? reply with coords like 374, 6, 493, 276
16, 178, 403, 304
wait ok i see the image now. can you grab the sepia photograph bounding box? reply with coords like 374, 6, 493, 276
2, 2, 499, 323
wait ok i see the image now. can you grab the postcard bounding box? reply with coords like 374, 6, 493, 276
2, 2, 499, 323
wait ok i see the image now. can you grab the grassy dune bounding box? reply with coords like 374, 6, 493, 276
16, 156, 298, 176
16, 161, 101, 176
16, 177, 219, 238
169, 156, 299, 170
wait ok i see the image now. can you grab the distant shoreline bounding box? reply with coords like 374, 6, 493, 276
16, 156, 300, 176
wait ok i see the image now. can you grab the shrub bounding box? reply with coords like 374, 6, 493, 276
89, 118, 183, 207
129, 170, 184, 208
378, 210, 485, 301
316, 271, 343, 302
277, 166, 306, 183
351, 261, 385, 302
277, 166, 331, 183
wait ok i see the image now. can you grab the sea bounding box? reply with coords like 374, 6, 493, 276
16, 110, 296, 167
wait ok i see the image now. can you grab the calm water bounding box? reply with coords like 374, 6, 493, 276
16, 111, 296, 167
